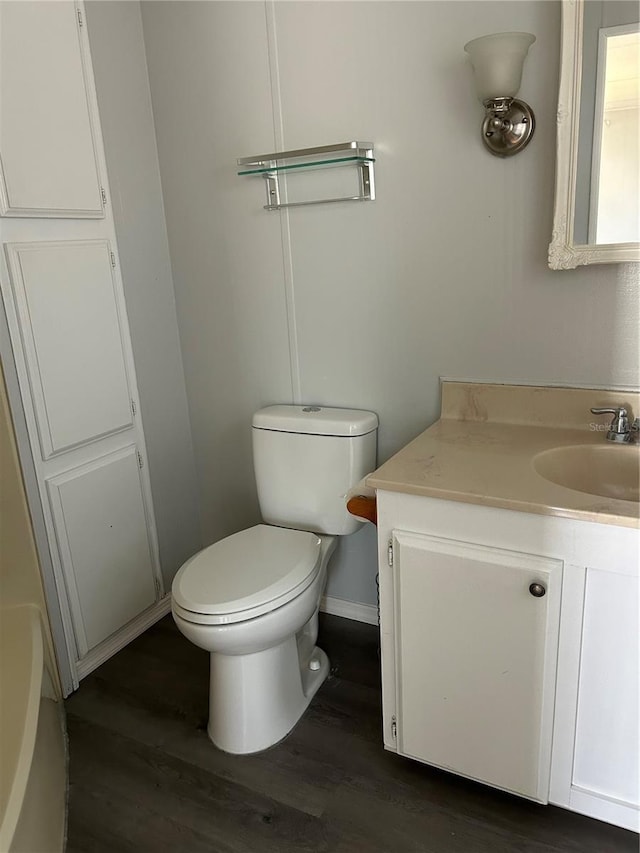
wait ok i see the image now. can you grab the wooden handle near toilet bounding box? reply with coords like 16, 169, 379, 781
346, 494, 377, 526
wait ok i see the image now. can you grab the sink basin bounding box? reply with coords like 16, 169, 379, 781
533, 444, 640, 503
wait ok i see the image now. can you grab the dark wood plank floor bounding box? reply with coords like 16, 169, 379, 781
66, 614, 637, 853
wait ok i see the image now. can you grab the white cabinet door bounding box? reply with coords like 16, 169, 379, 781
572, 567, 639, 821
47, 447, 158, 656
0, 1, 164, 685
0, 1, 103, 217
392, 531, 562, 802
5, 240, 133, 458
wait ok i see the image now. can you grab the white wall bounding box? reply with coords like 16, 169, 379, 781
85, 1, 202, 586
140, 0, 296, 546
140, 1, 640, 606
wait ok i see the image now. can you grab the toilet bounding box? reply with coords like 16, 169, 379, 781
171, 404, 378, 754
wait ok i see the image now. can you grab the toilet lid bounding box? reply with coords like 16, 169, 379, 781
172, 525, 321, 620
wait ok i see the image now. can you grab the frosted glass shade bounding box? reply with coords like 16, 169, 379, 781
464, 32, 536, 102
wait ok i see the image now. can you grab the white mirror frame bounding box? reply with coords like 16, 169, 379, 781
548, 0, 640, 269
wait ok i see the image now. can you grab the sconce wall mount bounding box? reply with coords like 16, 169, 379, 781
465, 32, 536, 157
481, 96, 535, 157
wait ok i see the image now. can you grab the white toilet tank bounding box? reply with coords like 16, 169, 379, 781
252, 405, 378, 536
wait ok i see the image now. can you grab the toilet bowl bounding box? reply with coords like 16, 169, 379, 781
172, 525, 336, 754
171, 404, 378, 755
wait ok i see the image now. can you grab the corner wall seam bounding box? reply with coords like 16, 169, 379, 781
264, 0, 302, 405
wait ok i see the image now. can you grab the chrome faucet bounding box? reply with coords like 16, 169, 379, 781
590, 406, 639, 443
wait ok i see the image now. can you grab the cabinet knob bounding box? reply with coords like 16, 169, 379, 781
529, 582, 546, 598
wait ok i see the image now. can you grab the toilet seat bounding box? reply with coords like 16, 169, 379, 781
172, 524, 321, 625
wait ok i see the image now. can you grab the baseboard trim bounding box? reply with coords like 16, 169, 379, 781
76, 595, 375, 681
75, 596, 172, 681
320, 595, 378, 626
567, 786, 639, 833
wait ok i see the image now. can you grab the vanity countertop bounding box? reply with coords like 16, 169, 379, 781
366, 382, 640, 529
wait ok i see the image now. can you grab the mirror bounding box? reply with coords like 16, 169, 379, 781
549, 0, 640, 269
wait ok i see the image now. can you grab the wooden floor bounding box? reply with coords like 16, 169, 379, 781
66, 614, 636, 853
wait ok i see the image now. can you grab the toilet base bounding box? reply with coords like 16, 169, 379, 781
207, 637, 329, 755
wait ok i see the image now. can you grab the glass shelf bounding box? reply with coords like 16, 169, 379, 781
237, 141, 375, 210
237, 154, 374, 176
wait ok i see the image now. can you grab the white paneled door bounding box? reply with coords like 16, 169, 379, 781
5, 241, 133, 458
2, 237, 162, 664
47, 447, 158, 656
573, 567, 639, 808
0, 1, 104, 217
0, 1, 163, 686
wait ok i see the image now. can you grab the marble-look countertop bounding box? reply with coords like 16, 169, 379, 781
367, 382, 640, 529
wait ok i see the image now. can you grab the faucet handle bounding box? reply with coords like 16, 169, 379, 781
590, 406, 630, 441
590, 406, 628, 417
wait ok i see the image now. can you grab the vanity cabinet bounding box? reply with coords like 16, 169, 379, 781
551, 562, 639, 829
391, 530, 561, 801
377, 490, 639, 830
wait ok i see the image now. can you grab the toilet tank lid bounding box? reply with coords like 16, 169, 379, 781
252, 405, 378, 437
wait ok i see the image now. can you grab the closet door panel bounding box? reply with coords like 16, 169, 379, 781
47, 447, 157, 656
5, 241, 133, 458
0, 1, 103, 217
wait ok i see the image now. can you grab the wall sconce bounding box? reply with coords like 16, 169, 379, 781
464, 32, 536, 157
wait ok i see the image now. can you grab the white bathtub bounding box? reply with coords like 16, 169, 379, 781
0, 605, 66, 853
